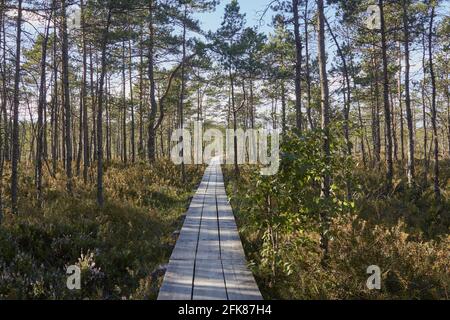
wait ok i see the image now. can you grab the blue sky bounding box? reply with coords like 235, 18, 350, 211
194, 0, 275, 34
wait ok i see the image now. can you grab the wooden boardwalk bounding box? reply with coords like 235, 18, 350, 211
158, 158, 262, 300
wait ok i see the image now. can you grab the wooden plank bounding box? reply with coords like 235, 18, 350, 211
196, 240, 221, 260
219, 228, 241, 241
158, 260, 195, 300
221, 239, 247, 262
199, 225, 219, 241
178, 224, 200, 242
193, 259, 227, 300
170, 240, 197, 261
222, 262, 262, 300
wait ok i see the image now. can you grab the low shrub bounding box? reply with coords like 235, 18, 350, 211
224, 130, 449, 300
0, 160, 204, 299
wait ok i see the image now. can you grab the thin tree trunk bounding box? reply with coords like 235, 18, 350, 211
446, 58, 450, 160
379, 0, 394, 190
397, 42, 405, 163
90, 45, 97, 162
11, 0, 23, 214
129, 38, 135, 163
304, 0, 313, 130
371, 54, 381, 165
0, 0, 6, 221
76, 98, 83, 176
80, 0, 89, 183
293, 0, 303, 131
356, 98, 367, 168
428, 4, 440, 200
122, 41, 128, 163
61, 0, 73, 192
106, 74, 111, 162
402, 0, 415, 187
391, 91, 399, 162
179, 4, 187, 182
97, 8, 112, 207
281, 81, 286, 135
139, 32, 144, 159
230, 67, 239, 176
422, 81, 429, 181
249, 79, 255, 129
148, 0, 158, 161
52, 20, 58, 173
36, 6, 52, 202
317, 0, 330, 261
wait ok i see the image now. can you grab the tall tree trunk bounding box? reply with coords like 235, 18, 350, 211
179, 5, 187, 182
304, 0, 313, 130
428, 3, 440, 200
52, 20, 58, 173
81, 0, 89, 183
0, 0, 8, 163
357, 98, 367, 168
317, 0, 330, 261
148, 0, 158, 161
379, 0, 394, 190
293, 0, 303, 131
61, 0, 73, 192
446, 58, 450, 160
422, 80, 429, 181
371, 54, 381, 166
108, 76, 112, 161
391, 91, 398, 162
122, 41, 128, 163
229, 68, 239, 176
36, 6, 52, 202
402, 0, 415, 187
97, 8, 112, 207
249, 79, 255, 129
11, 0, 23, 214
139, 32, 144, 159
397, 42, 405, 163
281, 81, 287, 135
76, 101, 82, 175
90, 46, 97, 162
350, 48, 368, 167
129, 38, 135, 163
0, 0, 6, 221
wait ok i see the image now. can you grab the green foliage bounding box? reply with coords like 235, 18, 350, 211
225, 129, 353, 285
208, 0, 247, 69
0, 160, 204, 299
224, 131, 449, 300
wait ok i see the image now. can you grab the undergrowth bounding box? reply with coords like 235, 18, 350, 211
223, 130, 449, 300
0, 159, 204, 299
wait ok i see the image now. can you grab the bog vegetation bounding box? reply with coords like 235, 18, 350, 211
1, 160, 203, 299
224, 129, 449, 299
0, 0, 449, 299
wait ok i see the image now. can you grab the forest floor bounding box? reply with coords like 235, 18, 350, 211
1, 157, 448, 300
223, 162, 450, 300
0, 160, 204, 299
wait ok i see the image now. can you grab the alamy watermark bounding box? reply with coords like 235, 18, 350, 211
366, 265, 381, 290
170, 121, 280, 176
66, 265, 81, 290
366, 4, 381, 30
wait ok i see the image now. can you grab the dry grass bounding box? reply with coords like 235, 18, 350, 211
0, 160, 204, 299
